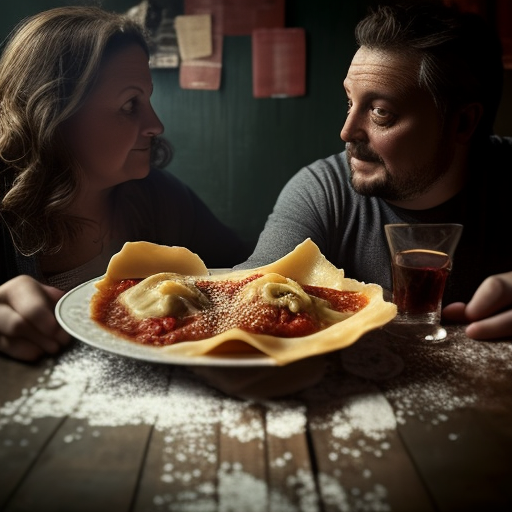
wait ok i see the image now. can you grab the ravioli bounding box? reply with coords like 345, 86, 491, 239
91, 239, 397, 365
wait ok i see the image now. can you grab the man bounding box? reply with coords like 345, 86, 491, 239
237, 1, 512, 340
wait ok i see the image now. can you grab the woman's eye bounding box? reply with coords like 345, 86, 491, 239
121, 99, 136, 113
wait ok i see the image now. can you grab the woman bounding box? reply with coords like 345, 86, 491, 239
0, 6, 249, 361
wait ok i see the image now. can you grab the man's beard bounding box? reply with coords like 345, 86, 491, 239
346, 141, 446, 202
346, 142, 398, 199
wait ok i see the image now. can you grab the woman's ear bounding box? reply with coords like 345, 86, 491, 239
456, 102, 483, 143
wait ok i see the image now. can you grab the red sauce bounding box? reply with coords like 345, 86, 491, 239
91, 275, 369, 346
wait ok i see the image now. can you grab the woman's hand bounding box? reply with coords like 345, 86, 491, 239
442, 272, 512, 340
0, 275, 71, 361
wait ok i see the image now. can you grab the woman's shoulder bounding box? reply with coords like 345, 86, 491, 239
143, 167, 189, 190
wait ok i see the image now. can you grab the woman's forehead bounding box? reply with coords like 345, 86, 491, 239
93, 44, 152, 91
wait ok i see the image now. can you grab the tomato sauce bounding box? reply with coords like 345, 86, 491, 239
91, 275, 369, 346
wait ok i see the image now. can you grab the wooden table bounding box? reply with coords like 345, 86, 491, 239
1, 325, 511, 512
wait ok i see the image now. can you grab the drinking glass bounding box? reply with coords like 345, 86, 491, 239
384, 223, 463, 342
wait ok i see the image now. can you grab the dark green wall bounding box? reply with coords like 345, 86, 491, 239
1, 1, 511, 250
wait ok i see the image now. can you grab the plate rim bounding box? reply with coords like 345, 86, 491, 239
55, 276, 276, 367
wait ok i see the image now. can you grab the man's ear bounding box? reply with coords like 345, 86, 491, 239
456, 102, 483, 143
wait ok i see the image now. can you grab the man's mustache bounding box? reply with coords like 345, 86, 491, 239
346, 142, 382, 163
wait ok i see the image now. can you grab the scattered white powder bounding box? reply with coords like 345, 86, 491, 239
330, 394, 396, 441
319, 473, 390, 512
376, 326, 512, 423
338, 327, 512, 424
271, 451, 294, 468
1, 344, 171, 428
220, 399, 264, 443
217, 463, 319, 512
152, 492, 216, 512
282, 468, 319, 512
3, 361, 88, 423
341, 340, 404, 381
155, 369, 222, 430
318, 473, 350, 510
217, 462, 267, 512
265, 400, 307, 438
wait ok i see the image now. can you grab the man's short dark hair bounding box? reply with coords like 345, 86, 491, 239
355, 1, 504, 138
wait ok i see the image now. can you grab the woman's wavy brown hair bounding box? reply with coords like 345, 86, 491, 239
0, 6, 171, 256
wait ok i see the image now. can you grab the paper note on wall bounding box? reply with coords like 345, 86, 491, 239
175, 14, 213, 61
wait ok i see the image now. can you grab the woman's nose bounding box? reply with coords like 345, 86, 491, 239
144, 105, 164, 137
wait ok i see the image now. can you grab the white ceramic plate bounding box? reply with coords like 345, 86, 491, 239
55, 277, 276, 367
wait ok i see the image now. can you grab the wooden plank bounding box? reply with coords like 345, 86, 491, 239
396, 408, 512, 512
303, 350, 435, 512
264, 400, 320, 512
0, 417, 66, 507
217, 397, 268, 511
0, 355, 55, 404
133, 367, 222, 512
307, 391, 434, 511
0, 357, 71, 507
4, 419, 152, 512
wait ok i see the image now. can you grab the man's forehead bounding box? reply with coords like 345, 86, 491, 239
344, 47, 421, 97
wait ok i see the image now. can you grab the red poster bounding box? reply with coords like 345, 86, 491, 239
185, 0, 285, 36
252, 28, 306, 99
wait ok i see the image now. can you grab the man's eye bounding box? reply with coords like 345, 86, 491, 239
371, 107, 395, 125
372, 107, 388, 117
347, 99, 353, 113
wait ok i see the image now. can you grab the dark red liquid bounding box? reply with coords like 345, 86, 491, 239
391, 249, 451, 315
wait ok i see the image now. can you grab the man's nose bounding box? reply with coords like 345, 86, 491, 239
340, 110, 367, 143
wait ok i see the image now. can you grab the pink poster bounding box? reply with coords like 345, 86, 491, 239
252, 28, 306, 98
185, 0, 285, 36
